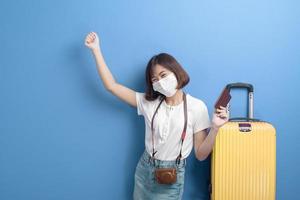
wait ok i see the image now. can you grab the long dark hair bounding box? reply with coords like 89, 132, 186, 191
144, 53, 190, 101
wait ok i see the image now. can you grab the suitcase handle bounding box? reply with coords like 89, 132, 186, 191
225, 82, 254, 119
226, 83, 253, 92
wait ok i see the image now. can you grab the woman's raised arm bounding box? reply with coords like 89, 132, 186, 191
84, 32, 137, 107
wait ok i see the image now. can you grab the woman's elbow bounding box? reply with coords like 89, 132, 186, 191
195, 152, 208, 161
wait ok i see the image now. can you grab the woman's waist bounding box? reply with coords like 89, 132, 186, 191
141, 149, 186, 168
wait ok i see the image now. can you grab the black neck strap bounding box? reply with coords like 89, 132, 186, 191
150, 92, 188, 164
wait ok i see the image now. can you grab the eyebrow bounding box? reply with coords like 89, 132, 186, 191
151, 71, 166, 79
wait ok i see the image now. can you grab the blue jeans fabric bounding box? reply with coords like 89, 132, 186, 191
133, 150, 186, 200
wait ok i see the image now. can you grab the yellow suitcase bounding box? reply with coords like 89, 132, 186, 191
211, 83, 276, 200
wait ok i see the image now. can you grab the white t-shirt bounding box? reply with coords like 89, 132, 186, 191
135, 91, 211, 161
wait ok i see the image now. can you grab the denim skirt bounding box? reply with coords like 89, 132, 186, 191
133, 150, 186, 200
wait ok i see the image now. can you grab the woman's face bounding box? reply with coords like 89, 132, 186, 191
151, 64, 173, 83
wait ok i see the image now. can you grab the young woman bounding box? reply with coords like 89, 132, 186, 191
84, 32, 229, 200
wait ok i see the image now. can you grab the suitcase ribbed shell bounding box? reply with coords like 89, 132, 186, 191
211, 121, 276, 200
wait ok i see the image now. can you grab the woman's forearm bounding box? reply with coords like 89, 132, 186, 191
91, 48, 116, 90
196, 127, 219, 161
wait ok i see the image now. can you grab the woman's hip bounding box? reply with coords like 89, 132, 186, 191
133, 150, 186, 200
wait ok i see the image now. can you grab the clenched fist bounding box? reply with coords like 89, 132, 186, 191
84, 32, 100, 51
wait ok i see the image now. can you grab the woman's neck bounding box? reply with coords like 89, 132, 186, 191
164, 89, 184, 106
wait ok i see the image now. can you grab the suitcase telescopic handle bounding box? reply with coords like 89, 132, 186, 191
226, 83, 253, 92
225, 82, 254, 120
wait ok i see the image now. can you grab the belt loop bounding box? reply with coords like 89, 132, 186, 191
148, 155, 151, 164
148, 154, 156, 167
176, 154, 182, 166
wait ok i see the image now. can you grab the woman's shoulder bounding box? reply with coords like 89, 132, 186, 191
136, 92, 162, 104
187, 93, 208, 110
135, 92, 161, 116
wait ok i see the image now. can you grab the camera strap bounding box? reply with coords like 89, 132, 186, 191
150, 92, 188, 165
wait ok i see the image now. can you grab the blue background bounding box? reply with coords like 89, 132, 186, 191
1, 0, 299, 199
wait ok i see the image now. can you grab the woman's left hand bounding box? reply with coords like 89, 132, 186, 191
211, 105, 229, 129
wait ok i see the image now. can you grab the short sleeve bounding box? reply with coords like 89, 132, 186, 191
135, 92, 146, 116
193, 101, 211, 133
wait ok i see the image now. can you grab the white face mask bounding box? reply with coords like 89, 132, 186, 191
152, 73, 178, 97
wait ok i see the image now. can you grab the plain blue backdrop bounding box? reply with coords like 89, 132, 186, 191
1, 0, 299, 199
